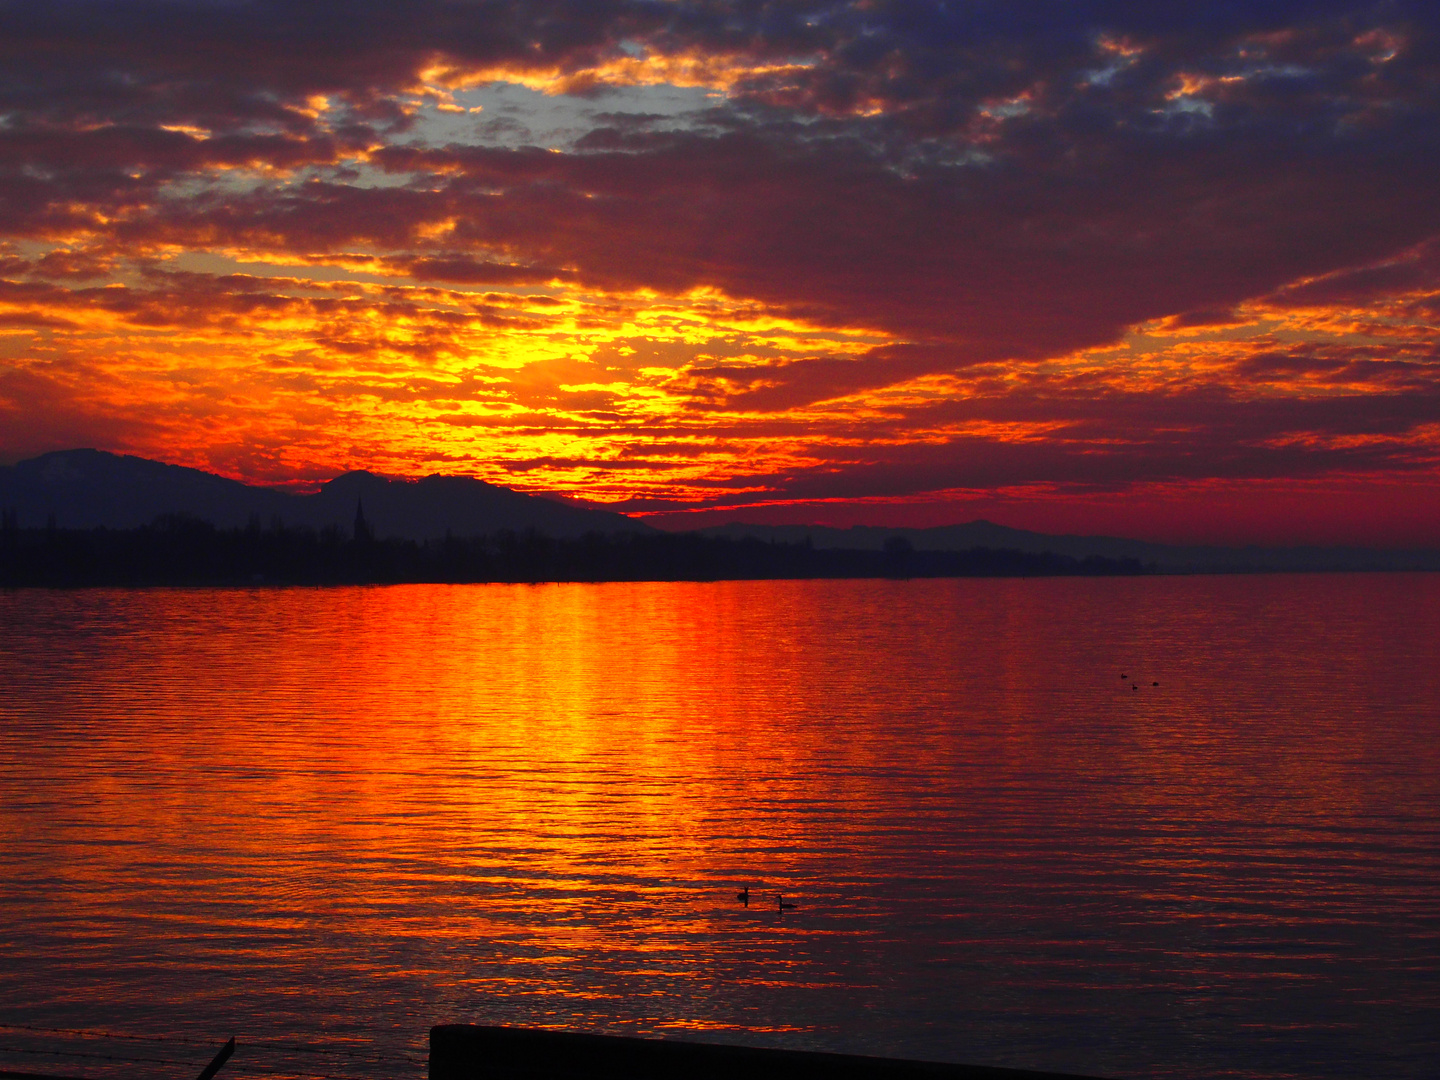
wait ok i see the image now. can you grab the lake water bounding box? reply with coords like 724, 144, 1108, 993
0, 576, 1437, 1080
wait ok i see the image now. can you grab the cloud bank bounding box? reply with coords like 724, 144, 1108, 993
2, 0, 1438, 542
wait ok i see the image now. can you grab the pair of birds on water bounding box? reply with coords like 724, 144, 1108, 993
1121, 673, 1160, 691
736, 886, 794, 910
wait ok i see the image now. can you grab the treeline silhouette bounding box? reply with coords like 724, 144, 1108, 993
0, 514, 1146, 586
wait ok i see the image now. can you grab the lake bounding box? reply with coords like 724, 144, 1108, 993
1, 576, 1437, 1080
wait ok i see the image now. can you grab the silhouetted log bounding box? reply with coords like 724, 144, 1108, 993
193, 1037, 235, 1080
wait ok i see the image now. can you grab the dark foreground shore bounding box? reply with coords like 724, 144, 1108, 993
430, 1025, 1106, 1080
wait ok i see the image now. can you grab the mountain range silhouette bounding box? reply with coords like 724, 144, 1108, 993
0, 449, 651, 540
691, 521, 1440, 573
2, 449, 1437, 572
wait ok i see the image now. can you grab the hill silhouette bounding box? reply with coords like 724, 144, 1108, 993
696, 522, 1440, 573
0, 449, 651, 540
3, 450, 1435, 575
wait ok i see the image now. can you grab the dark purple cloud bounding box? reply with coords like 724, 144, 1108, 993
1, 0, 1438, 538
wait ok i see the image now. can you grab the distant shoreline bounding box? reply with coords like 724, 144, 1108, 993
7, 451, 1437, 576
0, 519, 1147, 587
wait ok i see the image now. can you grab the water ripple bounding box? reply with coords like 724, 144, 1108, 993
1, 576, 1438, 1080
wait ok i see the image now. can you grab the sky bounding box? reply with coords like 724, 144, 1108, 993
1, 1, 1439, 545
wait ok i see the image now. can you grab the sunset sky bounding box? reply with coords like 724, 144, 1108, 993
2, 1, 1439, 544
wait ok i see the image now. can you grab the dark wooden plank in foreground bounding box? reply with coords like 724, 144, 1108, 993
0, 1071, 94, 1080
430, 1025, 1106, 1080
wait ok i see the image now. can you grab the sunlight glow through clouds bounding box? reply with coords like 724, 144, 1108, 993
1, 1, 1439, 542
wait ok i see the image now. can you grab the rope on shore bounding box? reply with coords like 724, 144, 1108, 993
0, 1043, 371, 1080
0, 1042, 205, 1069
232, 1037, 424, 1066
0, 1023, 218, 1046
0, 1023, 424, 1076
196, 1059, 371, 1080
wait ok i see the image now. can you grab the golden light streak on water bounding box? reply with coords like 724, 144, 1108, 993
0, 576, 1438, 1079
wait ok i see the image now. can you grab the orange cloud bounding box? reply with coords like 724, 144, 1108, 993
2, 1, 1439, 544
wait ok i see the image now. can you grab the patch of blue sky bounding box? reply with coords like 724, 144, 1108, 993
1237, 62, 1314, 83
311, 160, 416, 190
1165, 95, 1214, 116
163, 251, 397, 288
160, 251, 570, 302
978, 98, 1030, 121
1155, 95, 1216, 125
1081, 58, 1131, 87
411, 80, 720, 150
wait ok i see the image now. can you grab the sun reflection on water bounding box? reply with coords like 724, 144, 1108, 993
1, 576, 1438, 1080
